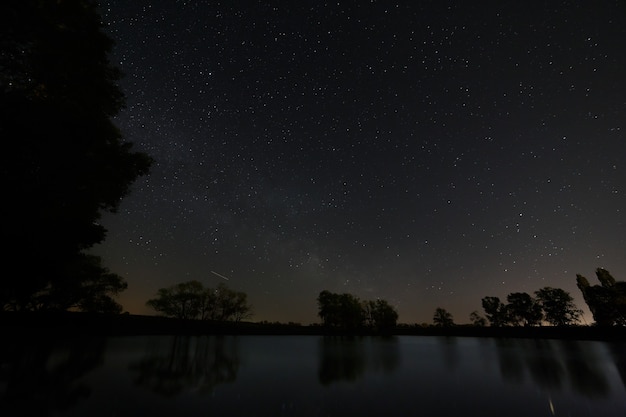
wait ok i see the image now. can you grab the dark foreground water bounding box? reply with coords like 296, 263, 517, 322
1, 335, 625, 416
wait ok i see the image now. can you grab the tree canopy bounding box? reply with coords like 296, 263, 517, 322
469, 310, 487, 327
577, 268, 626, 326
146, 281, 253, 322
481, 287, 582, 327
0, 0, 151, 311
506, 292, 543, 327
481, 296, 509, 327
432, 307, 455, 327
534, 287, 582, 326
362, 299, 399, 333
317, 290, 398, 333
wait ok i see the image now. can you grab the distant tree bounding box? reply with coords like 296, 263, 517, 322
317, 291, 397, 332
363, 299, 398, 332
433, 307, 455, 327
534, 287, 582, 326
212, 283, 253, 322
0, 0, 151, 311
198, 287, 218, 320
317, 290, 363, 331
146, 281, 252, 322
506, 292, 543, 327
317, 290, 341, 328
146, 281, 204, 320
469, 310, 487, 327
362, 300, 376, 328
577, 268, 626, 326
481, 296, 508, 327
339, 293, 365, 330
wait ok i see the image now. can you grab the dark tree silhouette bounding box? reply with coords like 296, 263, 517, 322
534, 287, 582, 326
577, 268, 626, 326
432, 307, 454, 327
214, 283, 253, 322
317, 290, 340, 328
146, 281, 205, 320
317, 291, 398, 333
146, 281, 252, 322
362, 299, 399, 332
469, 310, 487, 326
192, 283, 253, 322
481, 296, 508, 327
37, 254, 127, 313
317, 290, 364, 331
0, 0, 152, 311
1, 254, 127, 313
506, 292, 543, 327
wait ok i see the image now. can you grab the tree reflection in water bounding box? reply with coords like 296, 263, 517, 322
317, 336, 399, 385
525, 339, 566, 390
494, 339, 526, 384
129, 335, 239, 396
607, 343, 626, 390
559, 340, 611, 398
437, 336, 460, 371
0, 336, 106, 417
494, 338, 613, 398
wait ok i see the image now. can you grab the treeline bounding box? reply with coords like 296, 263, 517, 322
317, 290, 398, 333
478, 287, 581, 327
146, 281, 252, 322
146, 268, 625, 330
434, 268, 626, 328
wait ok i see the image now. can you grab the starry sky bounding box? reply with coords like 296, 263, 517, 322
94, 1, 626, 324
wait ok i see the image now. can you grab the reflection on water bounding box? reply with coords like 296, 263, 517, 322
1, 335, 625, 416
318, 336, 399, 385
494, 338, 611, 397
561, 341, 610, 397
129, 335, 239, 396
608, 343, 626, 388
0, 336, 106, 416
437, 336, 460, 370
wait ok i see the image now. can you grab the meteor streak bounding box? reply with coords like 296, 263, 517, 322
211, 270, 230, 281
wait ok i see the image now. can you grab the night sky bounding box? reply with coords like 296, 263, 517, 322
94, 1, 626, 324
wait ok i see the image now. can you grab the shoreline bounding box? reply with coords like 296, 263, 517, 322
1, 311, 625, 341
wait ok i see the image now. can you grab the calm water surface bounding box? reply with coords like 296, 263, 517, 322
1, 335, 625, 416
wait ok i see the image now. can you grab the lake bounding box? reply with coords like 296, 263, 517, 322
1, 335, 625, 416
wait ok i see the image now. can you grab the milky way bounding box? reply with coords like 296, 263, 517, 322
95, 1, 626, 324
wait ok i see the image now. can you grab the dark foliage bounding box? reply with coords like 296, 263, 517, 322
481, 296, 509, 327
0, 0, 151, 310
534, 287, 582, 326
506, 292, 543, 327
432, 307, 455, 327
483, 288, 582, 327
146, 281, 253, 322
469, 310, 487, 326
317, 290, 398, 333
577, 268, 626, 326
362, 299, 399, 333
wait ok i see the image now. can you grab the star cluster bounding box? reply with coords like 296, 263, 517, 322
95, 1, 626, 324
